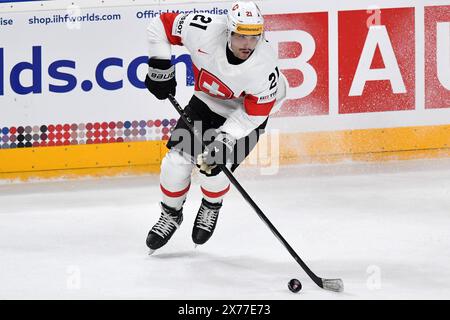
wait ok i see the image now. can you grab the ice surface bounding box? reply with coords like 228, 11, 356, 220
1, 158, 450, 299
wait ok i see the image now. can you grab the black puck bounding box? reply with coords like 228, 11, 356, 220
288, 278, 302, 293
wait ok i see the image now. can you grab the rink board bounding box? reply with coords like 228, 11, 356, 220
1, 124, 450, 181
1, 0, 450, 180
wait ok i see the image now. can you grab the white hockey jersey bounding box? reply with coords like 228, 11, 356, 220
147, 12, 286, 140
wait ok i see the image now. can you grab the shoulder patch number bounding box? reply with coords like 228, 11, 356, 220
268, 67, 280, 90
189, 14, 212, 31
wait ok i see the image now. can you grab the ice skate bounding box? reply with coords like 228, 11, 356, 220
192, 199, 222, 245
146, 202, 183, 252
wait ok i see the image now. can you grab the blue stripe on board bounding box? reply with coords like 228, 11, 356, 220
0, 0, 47, 3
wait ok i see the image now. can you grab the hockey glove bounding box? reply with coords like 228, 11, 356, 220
197, 131, 236, 176
145, 58, 176, 100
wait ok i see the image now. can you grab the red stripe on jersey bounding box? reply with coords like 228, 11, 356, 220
201, 185, 231, 198
192, 64, 201, 92
161, 183, 191, 198
159, 13, 183, 46
244, 94, 276, 116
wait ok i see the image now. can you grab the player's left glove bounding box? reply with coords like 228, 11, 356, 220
197, 131, 236, 176
145, 58, 176, 100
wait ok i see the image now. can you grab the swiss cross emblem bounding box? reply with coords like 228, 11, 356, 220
198, 69, 234, 100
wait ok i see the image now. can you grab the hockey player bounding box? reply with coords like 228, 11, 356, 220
144, 1, 287, 253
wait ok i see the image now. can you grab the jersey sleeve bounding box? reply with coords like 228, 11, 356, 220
243, 65, 280, 117
158, 13, 187, 46
146, 15, 172, 59
146, 13, 188, 59
219, 67, 280, 140
218, 108, 268, 140
147, 13, 211, 59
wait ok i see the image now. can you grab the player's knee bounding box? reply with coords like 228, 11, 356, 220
162, 149, 192, 167
161, 149, 194, 178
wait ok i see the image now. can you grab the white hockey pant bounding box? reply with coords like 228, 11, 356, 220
159, 149, 230, 210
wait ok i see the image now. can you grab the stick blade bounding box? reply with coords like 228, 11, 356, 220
322, 278, 344, 292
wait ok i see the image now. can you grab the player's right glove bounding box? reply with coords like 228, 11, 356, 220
196, 131, 236, 176
145, 58, 176, 100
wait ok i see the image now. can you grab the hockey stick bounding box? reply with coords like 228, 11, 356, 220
167, 94, 344, 292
